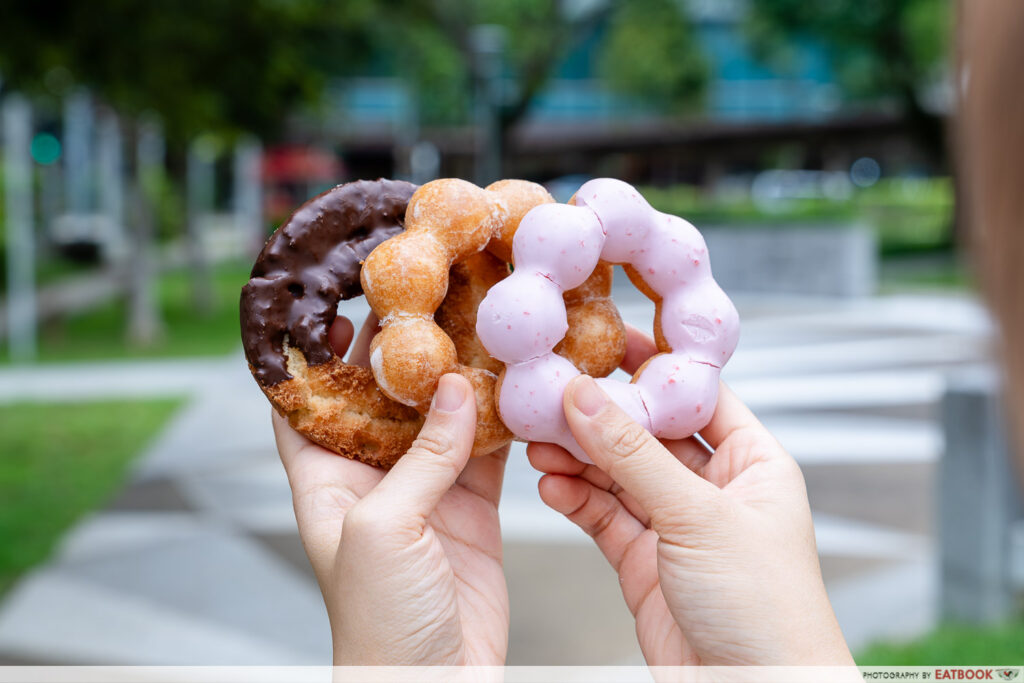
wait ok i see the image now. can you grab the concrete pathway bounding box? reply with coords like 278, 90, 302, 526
0, 289, 993, 664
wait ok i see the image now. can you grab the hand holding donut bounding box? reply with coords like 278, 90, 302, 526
528, 325, 856, 669
255, 176, 855, 669
274, 314, 511, 666
477, 178, 739, 462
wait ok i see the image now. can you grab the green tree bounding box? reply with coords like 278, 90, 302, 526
0, 0, 376, 343
0, 0, 372, 143
746, 0, 953, 166
1, 0, 710, 143
600, 0, 708, 113
373, 0, 707, 133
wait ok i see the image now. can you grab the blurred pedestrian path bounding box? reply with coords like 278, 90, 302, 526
0, 288, 992, 664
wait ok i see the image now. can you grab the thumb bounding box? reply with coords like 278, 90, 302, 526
360, 373, 477, 525
563, 375, 723, 539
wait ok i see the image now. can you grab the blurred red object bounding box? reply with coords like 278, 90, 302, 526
262, 145, 346, 223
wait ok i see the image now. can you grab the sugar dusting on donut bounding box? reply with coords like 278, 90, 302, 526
359, 178, 629, 458
359, 179, 558, 455
476, 178, 740, 463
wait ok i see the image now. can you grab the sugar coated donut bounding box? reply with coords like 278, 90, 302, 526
360, 178, 627, 458
476, 178, 740, 463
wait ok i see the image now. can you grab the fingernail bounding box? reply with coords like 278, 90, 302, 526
571, 376, 606, 417
434, 374, 465, 412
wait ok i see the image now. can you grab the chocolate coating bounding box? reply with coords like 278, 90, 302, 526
240, 179, 417, 386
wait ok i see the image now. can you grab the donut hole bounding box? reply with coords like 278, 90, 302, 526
287, 283, 304, 299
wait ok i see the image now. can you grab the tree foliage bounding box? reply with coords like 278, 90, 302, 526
746, 0, 952, 160
366, 0, 600, 129
0, 0, 710, 141
599, 0, 708, 113
369, 0, 707, 130
0, 0, 372, 142
747, 0, 951, 96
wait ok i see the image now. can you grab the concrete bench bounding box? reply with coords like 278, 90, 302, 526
702, 222, 877, 298
940, 367, 1024, 622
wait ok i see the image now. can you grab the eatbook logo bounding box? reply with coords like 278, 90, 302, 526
997, 670, 1020, 681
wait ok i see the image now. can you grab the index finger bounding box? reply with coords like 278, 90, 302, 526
348, 311, 379, 367
455, 444, 510, 507
620, 323, 658, 375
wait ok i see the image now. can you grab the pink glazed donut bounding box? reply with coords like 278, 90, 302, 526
475, 178, 740, 463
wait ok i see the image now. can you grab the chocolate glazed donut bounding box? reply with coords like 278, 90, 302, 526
241, 179, 427, 468
242, 179, 416, 383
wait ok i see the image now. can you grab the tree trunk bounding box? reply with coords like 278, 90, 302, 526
186, 139, 214, 316
126, 118, 165, 346
2, 94, 38, 361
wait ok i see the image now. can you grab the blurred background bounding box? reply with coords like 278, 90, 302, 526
0, 0, 1021, 667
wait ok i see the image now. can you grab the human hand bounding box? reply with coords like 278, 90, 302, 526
528, 325, 854, 667
274, 314, 511, 665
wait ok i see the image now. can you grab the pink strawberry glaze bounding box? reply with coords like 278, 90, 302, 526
476, 178, 740, 461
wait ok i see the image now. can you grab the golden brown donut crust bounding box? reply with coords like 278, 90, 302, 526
361, 179, 551, 457
258, 346, 424, 469
555, 263, 625, 377
361, 178, 627, 459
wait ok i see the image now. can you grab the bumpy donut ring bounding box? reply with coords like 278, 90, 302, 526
476, 178, 740, 463
360, 178, 627, 457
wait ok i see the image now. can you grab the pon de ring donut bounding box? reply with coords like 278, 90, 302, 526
476, 178, 740, 463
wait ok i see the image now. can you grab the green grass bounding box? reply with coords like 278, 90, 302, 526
879, 253, 973, 293
641, 177, 955, 256
0, 398, 183, 596
856, 619, 1024, 665
0, 261, 251, 364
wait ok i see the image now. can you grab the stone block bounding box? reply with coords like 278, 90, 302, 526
702, 223, 877, 298
939, 367, 1024, 622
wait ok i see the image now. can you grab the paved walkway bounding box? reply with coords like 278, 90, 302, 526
0, 286, 993, 664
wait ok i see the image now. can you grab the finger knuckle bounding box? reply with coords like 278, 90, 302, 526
602, 420, 651, 460
406, 429, 463, 481
297, 479, 348, 513
409, 428, 456, 460
656, 493, 730, 541
587, 503, 619, 539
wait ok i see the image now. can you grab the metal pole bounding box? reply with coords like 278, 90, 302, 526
394, 82, 418, 181
233, 136, 263, 258
97, 107, 126, 262
186, 137, 215, 313
63, 88, 93, 214
410, 141, 441, 186
471, 24, 505, 186
3, 94, 37, 361
127, 116, 165, 345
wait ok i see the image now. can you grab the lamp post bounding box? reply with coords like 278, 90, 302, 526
3, 94, 37, 361
471, 24, 505, 186
63, 89, 93, 215
233, 136, 263, 259
127, 115, 165, 345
